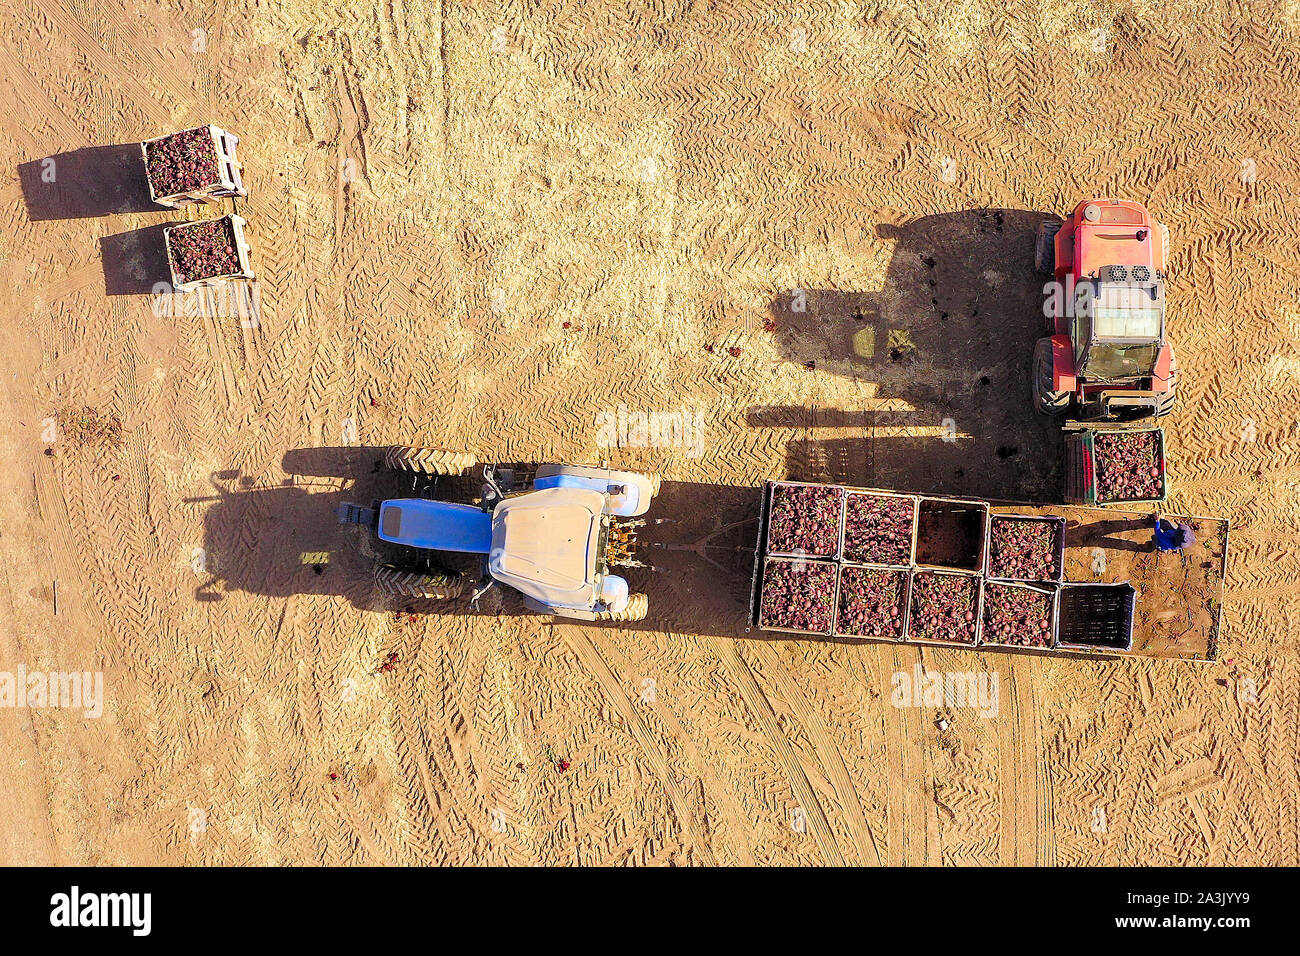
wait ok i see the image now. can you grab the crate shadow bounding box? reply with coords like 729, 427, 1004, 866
100, 224, 172, 295
18, 144, 164, 220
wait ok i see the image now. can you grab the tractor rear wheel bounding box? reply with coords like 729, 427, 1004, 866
1033, 337, 1070, 416
1035, 220, 1061, 274
596, 592, 649, 622
383, 445, 476, 476
374, 564, 465, 600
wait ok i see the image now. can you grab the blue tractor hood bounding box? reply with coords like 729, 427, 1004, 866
377, 499, 492, 554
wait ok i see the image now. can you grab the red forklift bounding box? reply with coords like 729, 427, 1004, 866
1033, 199, 1177, 420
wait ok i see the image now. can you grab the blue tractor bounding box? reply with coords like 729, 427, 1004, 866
339, 446, 657, 622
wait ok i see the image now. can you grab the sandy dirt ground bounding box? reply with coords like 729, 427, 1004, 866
0, 0, 1297, 865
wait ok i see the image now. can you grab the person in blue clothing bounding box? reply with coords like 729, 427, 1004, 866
1152, 513, 1195, 553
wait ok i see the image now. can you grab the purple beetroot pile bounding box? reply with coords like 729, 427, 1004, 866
908, 572, 979, 644
146, 127, 220, 198
988, 516, 1061, 581
760, 560, 836, 633
767, 484, 842, 557
842, 493, 914, 565
1094, 431, 1162, 503
168, 218, 240, 284
836, 567, 907, 638
982, 583, 1054, 647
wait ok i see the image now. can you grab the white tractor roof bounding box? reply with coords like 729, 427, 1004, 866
488, 487, 605, 609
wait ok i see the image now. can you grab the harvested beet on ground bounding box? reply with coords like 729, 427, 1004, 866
908, 572, 979, 644
1094, 431, 1163, 502
836, 566, 907, 638
168, 218, 240, 284
146, 127, 221, 198
988, 516, 1061, 580
766, 484, 842, 557
760, 560, 836, 632
982, 583, 1054, 647
843, 493, 914, 565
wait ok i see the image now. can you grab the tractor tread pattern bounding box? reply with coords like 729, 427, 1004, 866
596, 592, 649, 622
374, 564, 465, 600
384, 445, 476, 476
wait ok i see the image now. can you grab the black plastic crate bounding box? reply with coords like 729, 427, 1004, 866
1055, 582, 1136, 651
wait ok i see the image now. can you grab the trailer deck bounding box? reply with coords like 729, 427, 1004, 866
747, 480, 1227, 661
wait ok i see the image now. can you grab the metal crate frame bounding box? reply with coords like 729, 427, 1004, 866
1054, 581, 1136, 651
904, 568, 984, 647
763, 479, 847, 561
985, 512, 1067, 584
840, 489, 919, 569
914, 495, 989, 573
754, 555, 840, 637
1064, 425, 1168, 507
163, 214, 255, 291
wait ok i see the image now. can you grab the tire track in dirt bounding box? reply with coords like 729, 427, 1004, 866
711, 637, 844, 865
563, 627, 716, 865
749, 642, 882, 865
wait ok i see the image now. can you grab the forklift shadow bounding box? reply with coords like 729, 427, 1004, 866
18, 143, 164, 220
759, 208, 1062, 502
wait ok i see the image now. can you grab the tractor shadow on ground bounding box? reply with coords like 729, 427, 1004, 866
757, 208, 1063, 503
190, 448, 766, 635
100, 224, 173, 295
18, 144, 164, 220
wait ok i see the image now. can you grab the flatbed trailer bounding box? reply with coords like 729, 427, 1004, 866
747, 480, 1227, 661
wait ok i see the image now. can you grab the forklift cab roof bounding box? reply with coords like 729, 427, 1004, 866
1083, 278, 1164, 343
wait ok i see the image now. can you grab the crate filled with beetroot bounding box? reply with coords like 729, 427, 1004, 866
764, 481, 845, 559
842, 491, 917, 567
906, 570, 982, 645
1065, 426, 1167, 506
981, 581, 1057, 648
834, 565, 909, 640
757, 558, 838, 635
141, 125, 246, 207
986, 513, 1065, 583
163, 214, 255, 289
915, 496, 987, 572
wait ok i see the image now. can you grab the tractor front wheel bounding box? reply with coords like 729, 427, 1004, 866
383, 445, 476, 476
1033, 337, 1070, 416
374, 564, 465, 600
1035, 220, 1061, 274
596, 592, 649, 623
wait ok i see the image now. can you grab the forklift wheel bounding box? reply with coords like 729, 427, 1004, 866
1035, 220, 1061, 274
1154, 361, 1177, 418
596, 592, 649, 623
383, 445, 477, 476
1033, 338, 1070, 415
374, 564, 465, 600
